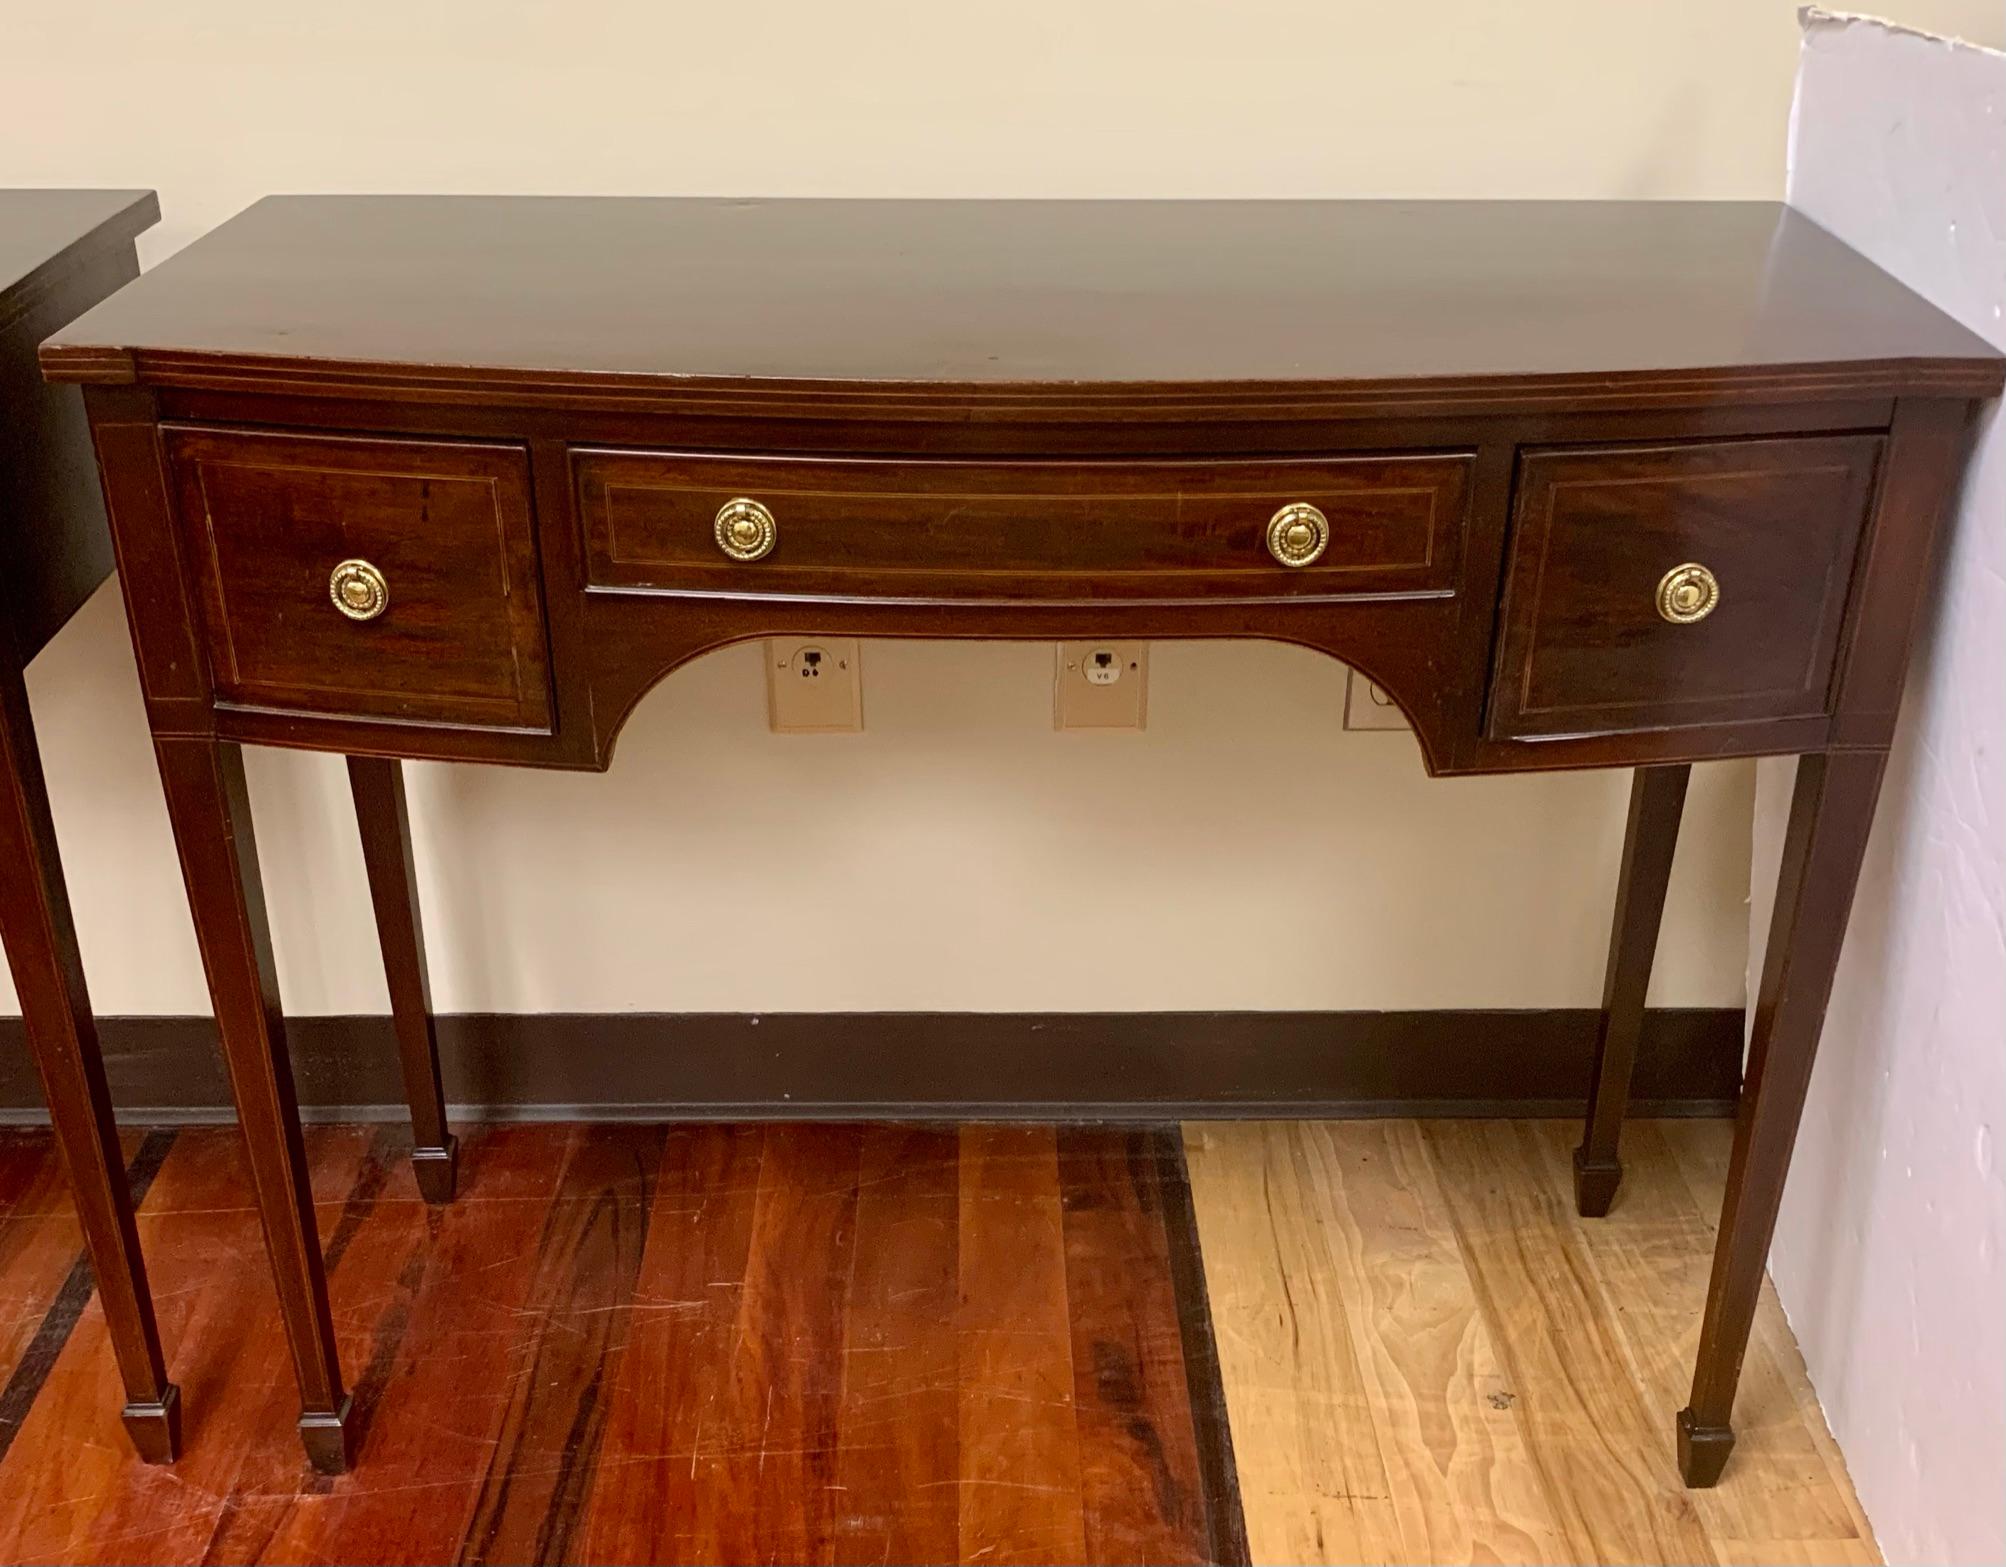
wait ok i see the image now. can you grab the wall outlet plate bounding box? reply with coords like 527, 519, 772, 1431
1343, 667, 1410, 731
765, 638, 864, 732
1055, 641, 1148, 730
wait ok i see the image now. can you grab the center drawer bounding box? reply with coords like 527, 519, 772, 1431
574, 450, 1473, 601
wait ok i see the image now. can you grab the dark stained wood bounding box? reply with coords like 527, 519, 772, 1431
1, 190, 155, 655
683, 1124, 866, 1566
1059, 1127, 1217, 1565
1488, 436, 1881, 738
0, 1006, 1748, 1120
576, 448, 1472, 600
1828, 397, 1980, 743
571, 1124, 766, 1565
959, 1125, 1091, 1563
0, 653, 178, 1459
0, 1132, 167, 1469
163, 427, 551, 731
345, 755, 456, 1201
42, 195, 2000, 1482
1680, 751, 1886, 1486
459, 1123, 665, 1565
39, 198, 2001, 415
1576, 766, 1693, 1216
0, 1126, 379, 1563
0, 191, 155, 318
151, 737, 352, 1471
832, 1125, 961, 1566
2, 1121, 1243, 1564
1, 188, 168, 1463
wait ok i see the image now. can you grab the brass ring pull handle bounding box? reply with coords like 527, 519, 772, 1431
1656, 562, 1720, 624
329, 559, 389, 622
1266, 502, 1330, 567
714, 497, 778, 562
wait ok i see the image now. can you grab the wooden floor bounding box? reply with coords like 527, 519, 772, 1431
0, 1119, 1875, 1567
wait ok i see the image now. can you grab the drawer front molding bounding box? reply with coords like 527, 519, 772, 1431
165, 426, 554, 731
1486, 435, 1883, 740
575, 449, 1473, 603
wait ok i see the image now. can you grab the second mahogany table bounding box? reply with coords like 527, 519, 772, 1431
40, 196, 2004, 1481
1, 188, 169, 1457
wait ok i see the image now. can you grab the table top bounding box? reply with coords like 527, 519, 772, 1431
1, 189, 158, 324
40, 197, 2002, 410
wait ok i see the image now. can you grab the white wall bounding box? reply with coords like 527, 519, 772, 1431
0, 1, 1990, 1021
1762, 13, 2006, 1565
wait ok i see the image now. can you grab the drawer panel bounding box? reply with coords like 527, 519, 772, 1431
1487, 434, 1882, 739
575, 450, 1473, 600
166, 427, 552, 729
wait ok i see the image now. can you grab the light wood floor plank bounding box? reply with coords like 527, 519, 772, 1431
1184, 1122, 1405, 1566
1657, 1119, 1882, 1562
1193, 1118, 1879, 1567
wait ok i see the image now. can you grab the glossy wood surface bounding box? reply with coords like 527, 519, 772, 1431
39, 198, 2000, 416
1576, 764, 1691, 1215
1489, 436, 1881, 737
1, 188, 171, 1460
0, 1118, 1876, 1566
42, 195, 2001, 1482
0, 1121, 1243, 1566
2, 193, 155, 654
164, 427, 551, 729
576, 448, 1472, 599
345, 757, 456, 1202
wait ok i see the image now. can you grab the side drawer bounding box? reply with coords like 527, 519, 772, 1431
1486, 435, 1882, 740
574, 449, 1474, 601
165, 427, 552, 729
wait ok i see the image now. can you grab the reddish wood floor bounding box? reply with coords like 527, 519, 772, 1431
0, 1123, 1244, 1566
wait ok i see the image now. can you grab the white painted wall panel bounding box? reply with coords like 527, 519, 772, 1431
1769, 12, 2006, 1563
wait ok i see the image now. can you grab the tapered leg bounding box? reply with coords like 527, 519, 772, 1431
1575, 764, 1690, 1216
1679, 751, 1886, 1487
346, 757, 456, 1202
153, 737, 353, 1473
0, 651, 180, 1460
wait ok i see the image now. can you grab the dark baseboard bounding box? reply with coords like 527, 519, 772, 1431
0, 1008, 1740, 1125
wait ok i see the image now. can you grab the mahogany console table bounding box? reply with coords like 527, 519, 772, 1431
1, 189, 171, 1457
41, 197, 2002, 1481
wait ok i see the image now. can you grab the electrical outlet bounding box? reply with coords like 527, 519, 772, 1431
765, 638, 863, 732
1343, 667, 1410, 731
1055, 641, 1148, 730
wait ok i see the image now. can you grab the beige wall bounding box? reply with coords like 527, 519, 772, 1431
4, 1, 1990, 1018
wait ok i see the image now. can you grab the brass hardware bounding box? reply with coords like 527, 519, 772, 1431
1266, 502, 1330, 567
328, 559, 389, 622
1656, 562, 1720, 624
714, 497, 778, 562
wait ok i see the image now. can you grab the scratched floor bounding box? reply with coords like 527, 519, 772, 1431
0, 1120, 1877, 1566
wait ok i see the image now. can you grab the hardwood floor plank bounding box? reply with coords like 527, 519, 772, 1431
0, 1211, 81, 1412
1517, 1120, 1875, 1564
0, 1125, 378, 1566
0, 1129, 82, 1218
1423, 1121, 1719, 1565
572, 1124, 766, 1566
832, 1124, 960, 1567
684, 1123, 865, 1567
458, 1122, 666, 1567
1185, 1122, 1405, 1566
0, 1118, 1882, 1567
1296, 1121, 1563, 1563
958, 1124, 1089, 1566
246, 1125, 577, 1567
1058, 1126, 1214, 1566
1655, 1120, 1881, 1563
0, 1129, 148, 1394
0, 1132, 169, 1472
